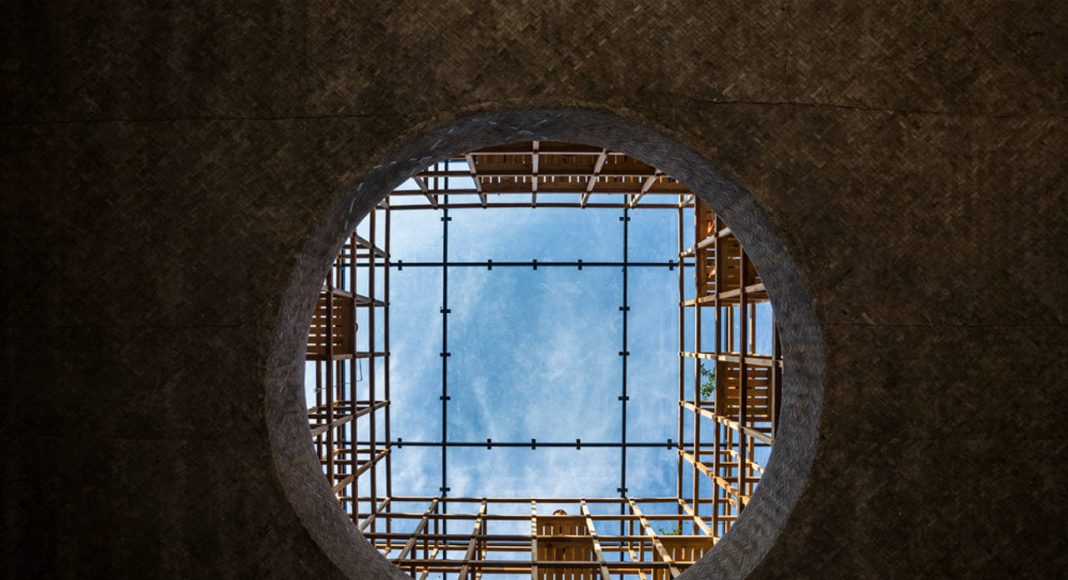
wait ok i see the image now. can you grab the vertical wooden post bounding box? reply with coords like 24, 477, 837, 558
349, 233, 358, 518
384, 203, 393, 547
691, 202, 703, 521
737, 250, 748, 511
326, 253, 336, 488
676, 199, 685, 532
711, 212, 724, 536
368, 211, 378, 528
530, 501, 538, 580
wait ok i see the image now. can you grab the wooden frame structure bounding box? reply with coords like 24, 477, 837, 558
390, 141, 690, 211
307, 212, 392, 531
677, 199, 782, 540
306, 142, 783, 578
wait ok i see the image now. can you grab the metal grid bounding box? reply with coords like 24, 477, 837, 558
306, 142, 783, 578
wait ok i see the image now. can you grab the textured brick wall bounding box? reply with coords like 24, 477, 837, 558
2, 2, 1065, 578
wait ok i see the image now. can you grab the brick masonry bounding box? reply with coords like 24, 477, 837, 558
1, 2, 1066, 578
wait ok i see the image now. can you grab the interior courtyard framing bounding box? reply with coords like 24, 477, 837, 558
306, 141, 784, 579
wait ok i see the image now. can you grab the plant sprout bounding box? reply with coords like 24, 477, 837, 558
700, 364, 716, 399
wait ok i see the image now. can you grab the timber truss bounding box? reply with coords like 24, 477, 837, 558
306, 142, 783, 578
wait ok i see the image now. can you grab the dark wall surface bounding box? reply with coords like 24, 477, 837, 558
2, 2, 1066, 578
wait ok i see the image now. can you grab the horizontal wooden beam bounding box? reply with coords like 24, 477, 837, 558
394, 559, 686, 570
680, 400, 775, 445
309, 401, 388, 437
387, 202, 686, 211
679, 351, 782, 368
387, 495, 680, 503
419, 169, 658, 178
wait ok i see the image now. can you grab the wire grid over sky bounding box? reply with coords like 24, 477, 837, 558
304, 160, 775, 518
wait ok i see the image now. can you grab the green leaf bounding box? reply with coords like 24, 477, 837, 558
699, 363, 716, 399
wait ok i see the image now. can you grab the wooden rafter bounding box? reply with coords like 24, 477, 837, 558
581, 149, 608, 207
628, 499, 683, 578
679, 449, 749, 508
412, 175, 438, 208
456, 500, 487, 580
676, 498, 714, 537
396, 498, 440, 561
464, 153, 487, 207
531, 140, 539, 205
581, 500, 612, 580
358, 498, 391, 532
630, 171, 662, 207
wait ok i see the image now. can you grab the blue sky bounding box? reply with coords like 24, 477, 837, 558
364, 188, 684, 499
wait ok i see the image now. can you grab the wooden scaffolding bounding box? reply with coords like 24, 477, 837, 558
678, 198, 781, 539
306, 215, 392, 526
306, 142, 783, 578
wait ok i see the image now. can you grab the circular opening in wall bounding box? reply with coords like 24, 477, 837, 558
269, 105, 824, 580
302, 139, 789, 579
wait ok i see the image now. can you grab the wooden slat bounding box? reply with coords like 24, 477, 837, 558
581, 149, 608, 207
309, 401, 387, 437
395, 559, 679, 570
581, 500, 612, 580
678, 351, 781, 367
412, 175, 438, 208
389, 201, 685, 211
420, 168, 658, 178
630, 171, 661, 207
627, 499, 682, 579
531, 140, 539, 206
530, 501, 538, 579
332, 449, 389, 493
676, 498, 714, 537
358, 498, 391, 532
680, 401, 774, 445
351, 233, 388, 257
678, 450, 750, 508
457, 500, 487, 580
396, 498, 440, 561
464, 153, 487, 207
